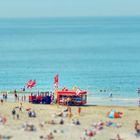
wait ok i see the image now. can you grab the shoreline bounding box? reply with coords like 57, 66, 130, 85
0, 92, 139, 107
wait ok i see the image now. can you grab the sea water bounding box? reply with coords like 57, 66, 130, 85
0, 17, 140, 104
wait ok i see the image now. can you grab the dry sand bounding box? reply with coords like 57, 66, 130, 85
0, 101, 140, 140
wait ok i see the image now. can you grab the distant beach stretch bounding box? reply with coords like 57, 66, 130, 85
0, 89, 139, 107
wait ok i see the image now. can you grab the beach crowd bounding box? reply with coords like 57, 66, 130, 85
0, 91, 140, 140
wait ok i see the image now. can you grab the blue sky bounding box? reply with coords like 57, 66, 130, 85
0, 0, 140, 17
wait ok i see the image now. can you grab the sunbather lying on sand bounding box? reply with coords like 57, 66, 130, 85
72, 119, 81, 125
47, 120, 56, 125
40, 132, 54, 140
0, 116, 7, 124
55, 111, 68, 118
105, 121, 122, 128
28, 110, 36, 117
81, 128, 96, 140
23, 122, 36, 131
92, 121, 104, 130
105, 121, 113, 127
0, 134, 12, 140
110, 134, 124, 140
39, 121, 47, 128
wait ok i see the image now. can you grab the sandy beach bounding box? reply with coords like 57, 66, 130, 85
0, 101, 140, 140
1, 0, 140, 139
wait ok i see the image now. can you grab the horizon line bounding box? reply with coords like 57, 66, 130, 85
0, 15, 140, 19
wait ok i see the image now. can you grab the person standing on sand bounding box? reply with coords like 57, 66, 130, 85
14, 89, 18, 101
24, 95, 26, 102
17, 96, 20, 102
21, 96, 23, 102
16, 114, 19, 120
19, 103, 23, 113
12, 108, 16, 119
68, 106, 72, 119
5, 93, 7, 101
14, 89, 16, 94
135, 120, 140, 134
78, 107, 81, 116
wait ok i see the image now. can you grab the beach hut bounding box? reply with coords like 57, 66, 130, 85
56, 88, 87, 106
28, 92, 52, 104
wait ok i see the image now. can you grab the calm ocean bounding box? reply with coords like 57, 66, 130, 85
0, 17, 140, 100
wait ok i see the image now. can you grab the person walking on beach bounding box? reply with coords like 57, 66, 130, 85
109, 93, 113, 98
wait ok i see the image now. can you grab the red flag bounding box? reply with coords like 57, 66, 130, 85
54, 74, 58, 87
26, 80, 36, 88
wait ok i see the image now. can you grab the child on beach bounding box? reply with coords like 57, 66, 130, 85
12, 109, 16, 119
59, 118, 64, 125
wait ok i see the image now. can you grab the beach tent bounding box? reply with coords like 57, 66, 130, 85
107, 109, 122, 118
